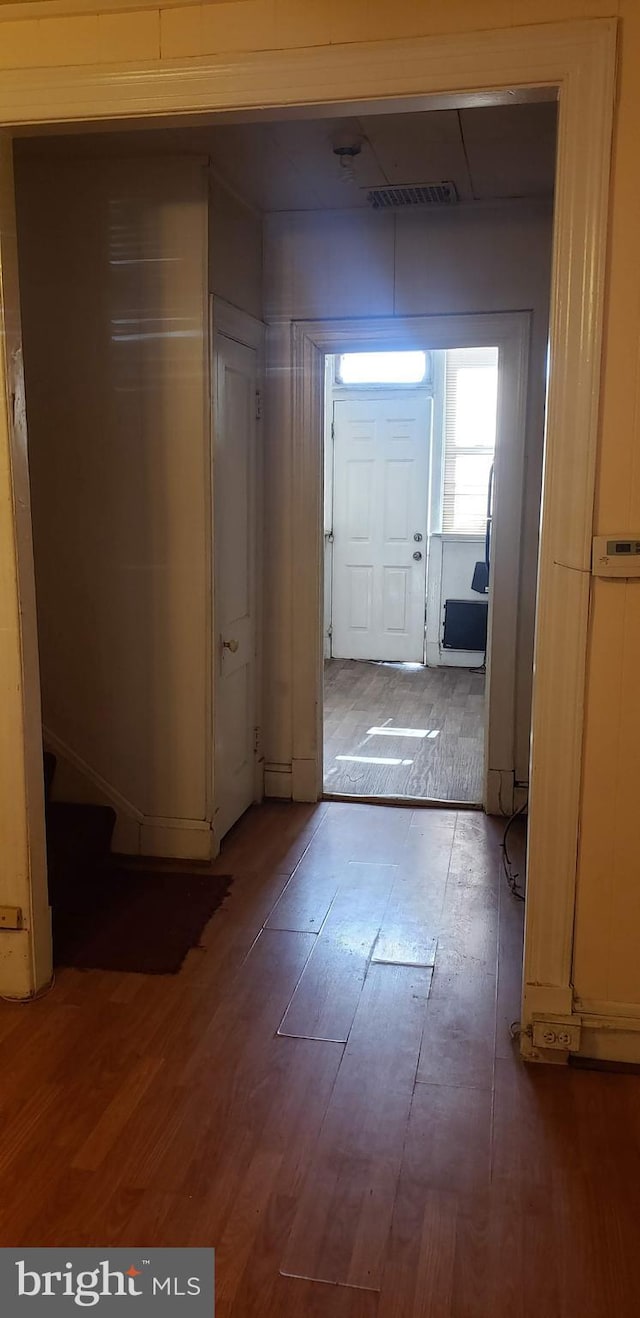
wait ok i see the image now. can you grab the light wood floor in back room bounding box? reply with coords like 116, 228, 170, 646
2, 801, 640, 1316
324, 658, 485, 801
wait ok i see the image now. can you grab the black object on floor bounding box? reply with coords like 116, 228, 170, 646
44, 748, 231, 974
442, 597, 488, 651
52, 865, 232, 975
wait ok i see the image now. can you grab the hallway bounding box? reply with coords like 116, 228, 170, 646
1, 801, 639, 1316
324, 660, 485, 801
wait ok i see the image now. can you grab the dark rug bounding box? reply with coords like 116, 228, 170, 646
52, 866, 232, 975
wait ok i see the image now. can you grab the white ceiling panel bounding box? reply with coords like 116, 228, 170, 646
359, 111, 474, 201
459, 103, 558, 200
16, 102, 557, 213
206, 103, 556, 210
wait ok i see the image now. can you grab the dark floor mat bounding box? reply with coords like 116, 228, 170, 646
53, 866, 232, 974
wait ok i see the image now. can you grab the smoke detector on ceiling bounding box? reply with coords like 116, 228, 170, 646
365, 181, 458, 209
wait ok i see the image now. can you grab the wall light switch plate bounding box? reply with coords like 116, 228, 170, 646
592, 535, 640, 577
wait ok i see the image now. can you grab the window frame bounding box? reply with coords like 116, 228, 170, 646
441, 346, 499, 537
333, 349, 431, 390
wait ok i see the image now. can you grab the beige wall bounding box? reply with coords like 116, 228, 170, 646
209, 175, 263, 319
263, 202, 553, 785
0, 0, 637, 1014
15, 153, 211, 852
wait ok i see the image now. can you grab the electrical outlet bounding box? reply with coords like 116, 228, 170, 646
532, 1017, 581, 1052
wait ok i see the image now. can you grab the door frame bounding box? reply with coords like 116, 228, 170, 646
289, 313, 529, 815
210, 298, 265, 849
0, 21, 615, 1039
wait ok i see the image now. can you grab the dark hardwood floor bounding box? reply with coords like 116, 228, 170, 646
324, 660, 485, 802
1, 800, 639, 1316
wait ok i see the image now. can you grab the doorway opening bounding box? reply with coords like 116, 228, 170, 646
323, 345, 498, 804
0, 19, 614, 1017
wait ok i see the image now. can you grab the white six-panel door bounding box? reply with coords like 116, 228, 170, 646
213, 331, 259, 841
331, 394, 432, 662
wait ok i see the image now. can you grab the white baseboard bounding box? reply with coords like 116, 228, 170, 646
577, 1023, 640, 1065
522, 1012, 640, 1067
140, 817, 214, 861
425, 643, 486, 669
521, 986, 640, 1065
438, 649, 486, 668
43, 727, 214, 860
264, 763, 293, 800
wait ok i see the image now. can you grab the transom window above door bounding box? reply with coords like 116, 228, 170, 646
336, 350, 429, 386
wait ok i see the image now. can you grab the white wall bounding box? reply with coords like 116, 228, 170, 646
209, 175, 263, 320
264, 201, 552, 787
15, 154, 212, 857
425, 535, 487, 667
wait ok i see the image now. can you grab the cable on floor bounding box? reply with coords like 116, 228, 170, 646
501, 798, 528, 902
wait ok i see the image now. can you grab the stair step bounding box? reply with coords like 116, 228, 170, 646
46, 801, 117, 908
46, 801, 117, 863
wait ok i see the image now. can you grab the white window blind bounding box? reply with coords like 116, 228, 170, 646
442, 346, 499, 534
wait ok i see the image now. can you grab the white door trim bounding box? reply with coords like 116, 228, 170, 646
288, 312, 530, 817
213, 298, 266, 355
0, 21, 616, 1033
210, 298, 266, 846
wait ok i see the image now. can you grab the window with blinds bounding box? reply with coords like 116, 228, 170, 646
442, 346, 499, 534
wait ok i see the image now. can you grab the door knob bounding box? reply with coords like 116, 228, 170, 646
413, 551, 423, 561
414, 532, 423, 542
222, 638, 239, 653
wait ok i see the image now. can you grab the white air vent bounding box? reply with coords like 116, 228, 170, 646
365, 181, 458, 210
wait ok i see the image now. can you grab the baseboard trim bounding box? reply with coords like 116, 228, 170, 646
578, 1018, 640, 1066
521, 988, 640, 1065
43, 727, 214, 860
140, 817, 214, 861
264, 763, 293, 800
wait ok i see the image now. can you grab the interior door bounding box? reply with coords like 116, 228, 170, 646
331, 393, 432, 661
213, 331, 259, 841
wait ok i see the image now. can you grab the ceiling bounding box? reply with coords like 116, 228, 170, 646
203, 102, 558, 212
15, 101, 558, 213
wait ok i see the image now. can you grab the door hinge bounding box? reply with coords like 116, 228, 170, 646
255, 390, 263, 421
254, 725, 261, 755
331, 420, 335, 440
327, 624, 333, 637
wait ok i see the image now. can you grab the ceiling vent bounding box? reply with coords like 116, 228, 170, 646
365, 181, 458, 210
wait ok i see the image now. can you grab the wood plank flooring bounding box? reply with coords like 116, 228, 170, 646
324, 659, 485, 802
2, 801, 640, 1316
